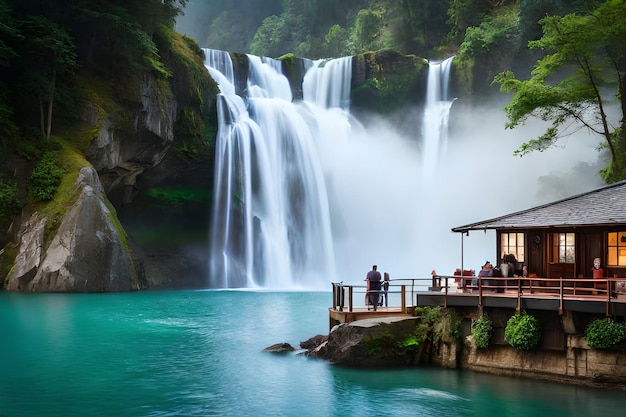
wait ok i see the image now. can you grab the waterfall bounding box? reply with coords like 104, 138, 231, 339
204, 50, 600, 288
421, 57, 455, 180
205, 50, 351, 289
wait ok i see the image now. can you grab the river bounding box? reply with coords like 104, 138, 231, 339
0, 290, 623, 417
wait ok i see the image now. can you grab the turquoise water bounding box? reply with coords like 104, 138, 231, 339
0, 290, 624, 417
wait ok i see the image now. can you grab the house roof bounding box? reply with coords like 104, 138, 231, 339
452, 180, 626, 233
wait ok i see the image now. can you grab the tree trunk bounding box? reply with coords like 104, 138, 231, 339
38, 96, 45, 138
46, 68, 56, 140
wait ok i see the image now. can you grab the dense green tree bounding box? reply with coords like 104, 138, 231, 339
250, 11, 310, 58
177, 0, 282, 51
391, 0, 451, 55
18, 16, 77, 139
0, 0, 19, 140
494, 0, 626, 182
323, 24, 350, 58
446, 0, 493, 43
351, 8, 387, 53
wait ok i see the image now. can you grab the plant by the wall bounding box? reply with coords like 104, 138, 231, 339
472, 315, 492, 349
504, 311, 541, 350
585, 317, 626, 349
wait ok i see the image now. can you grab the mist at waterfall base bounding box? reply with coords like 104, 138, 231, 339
326, 104, 603, 281
206, 51, 604, 289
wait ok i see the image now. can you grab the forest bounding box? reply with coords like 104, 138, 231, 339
0, 0, 625, 246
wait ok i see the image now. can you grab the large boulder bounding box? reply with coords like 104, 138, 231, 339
6, 167, 145, 292
311, 316, 421, 368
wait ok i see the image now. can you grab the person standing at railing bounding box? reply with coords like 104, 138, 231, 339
381, 272, 390, 307
366, 265, 382, 311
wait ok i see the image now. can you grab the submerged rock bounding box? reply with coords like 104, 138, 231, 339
263, 343, 295, 353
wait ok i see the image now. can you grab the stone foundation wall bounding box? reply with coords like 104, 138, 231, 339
453, 334, 626, 390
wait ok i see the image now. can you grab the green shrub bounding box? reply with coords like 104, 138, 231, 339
419, 306, 441, 324
504, 312, 541, 350
0, 178, 20, 221
585, 318, 626, 349
472, 315, 492, 349
28, 151, 64, 201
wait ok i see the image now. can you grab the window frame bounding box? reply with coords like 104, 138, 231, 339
607, 231, 626, 267
550, 232, 575, 264
500, 232, 525, 263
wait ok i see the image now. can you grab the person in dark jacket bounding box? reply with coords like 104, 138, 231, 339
366, 265, 382, 310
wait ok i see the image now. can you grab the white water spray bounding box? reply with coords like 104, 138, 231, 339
205, 50, 353, 289
205, 50, 603, 288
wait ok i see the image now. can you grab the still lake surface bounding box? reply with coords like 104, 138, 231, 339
0, 290, 624, 417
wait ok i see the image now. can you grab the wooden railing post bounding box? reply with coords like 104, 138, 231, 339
401, 285, 406, 313
559, 277, 563, 315
348, 286, 353, 312
606, 278, 611, 317
478, 277, 483, 316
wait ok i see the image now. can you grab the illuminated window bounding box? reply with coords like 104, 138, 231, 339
501, 232, 525, 262
608, 232, 626, 266
550, 232, 575, 263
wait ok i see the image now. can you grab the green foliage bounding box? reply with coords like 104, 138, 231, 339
0, 178, 20, 222
585, 317, 626, 349
419, 306, 442, 324
472, 315, 493, 349
417, 306, 462, 344
494, 0, 626, 182
447, 0, 492, 43
458, 4, 520, 59
146, 187, 211, 205
351, 9, 386, 52
518, 0, 570, 42
504, 312, 541, 350
28, 151, 64, 202
324, 24, 349, 58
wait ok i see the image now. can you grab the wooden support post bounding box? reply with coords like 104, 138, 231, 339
401, 285, 406, 313
558, 277, 563, 315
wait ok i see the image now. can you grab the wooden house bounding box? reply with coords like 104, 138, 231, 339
452, 180, 626, 280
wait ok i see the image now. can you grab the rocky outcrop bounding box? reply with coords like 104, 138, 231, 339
307, 316, 421, 368
87, 75, 177, 207
6, 167, 145, 292
351, 50, 428, 117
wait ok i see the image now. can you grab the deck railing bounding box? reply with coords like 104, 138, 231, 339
332, 275, 626, 316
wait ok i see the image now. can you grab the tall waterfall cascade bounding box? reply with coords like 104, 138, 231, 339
204, 49, 352, 289
422, 57, 455, 180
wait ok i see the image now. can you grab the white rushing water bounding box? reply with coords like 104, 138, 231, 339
422, 57, 455, 181
205, 49, 603, 289
205, 50, 352, 289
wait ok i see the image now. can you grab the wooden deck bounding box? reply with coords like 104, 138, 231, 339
329, 276, 626, 331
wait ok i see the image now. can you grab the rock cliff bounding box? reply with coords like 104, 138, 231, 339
6, 167, 145, 292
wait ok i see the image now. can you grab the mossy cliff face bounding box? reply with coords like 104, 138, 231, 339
351, 50, 428, 116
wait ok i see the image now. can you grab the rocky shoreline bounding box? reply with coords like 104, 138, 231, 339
265, 313, 626, 391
